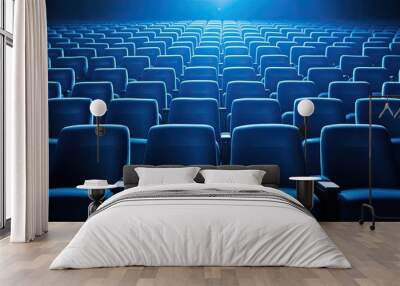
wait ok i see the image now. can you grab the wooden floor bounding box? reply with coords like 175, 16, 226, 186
0, 222, 399, 286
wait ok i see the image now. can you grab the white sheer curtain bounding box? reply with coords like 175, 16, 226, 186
7, 0, 49, 242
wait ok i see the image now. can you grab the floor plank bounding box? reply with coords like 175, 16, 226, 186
0, 222, 399, 286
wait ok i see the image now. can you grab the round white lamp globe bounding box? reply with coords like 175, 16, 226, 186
90, 99, 107, 117
297, 99, 315, 117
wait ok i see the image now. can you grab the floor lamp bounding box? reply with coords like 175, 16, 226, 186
297, 99, 315, 168
89, 99, 107, 163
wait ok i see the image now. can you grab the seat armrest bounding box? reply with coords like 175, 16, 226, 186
315, 178, 341, 221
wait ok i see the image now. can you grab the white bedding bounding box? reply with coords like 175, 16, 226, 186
50, 183, 351, 269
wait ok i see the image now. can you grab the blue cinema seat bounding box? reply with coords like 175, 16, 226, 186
290, 46, 320, 66
48, 48, 64, 62
106, 99, 159, 164
277, 80, 317, 124
49, 124, 130, 221
136, 47, 161, 65
382, 55, 400, 80
48, 68, 75, 96
320, 124, 400, 221
230, 98, 281, 131
224, 55, 253, 69
64, 48, 97, 59
155, 55, 184, 79
328, 81, 371, 123
225, 81, 267, 114
259, 55, 291, 76
353, 67, 391, 95
168, 98, 221, 147
122, 56, 150, 81
142, 67, 179, 96
231, 124, 321, 218
339, 55, 372, 78
256, 46, 283, 65
88, 56, 116, 78
183, 66, 218, 82
125, 81, 169, 113
307, 67, 344, 96
189, 55, 220, 73
167, 46, 191, 65
178, 80, 220, 104
298, 55, 330, 78
363, 47, 392, 67
92, 68, 128, 97
71, 82, 114, 103
102, 47, 128, 67
222, 67, 258, 92
48, 81, 62, 99
264, 67, 300, 95
144, 124, 219, 166
382, 82, 400, 96
325, 46, 358, 66
293, 98, 345, 175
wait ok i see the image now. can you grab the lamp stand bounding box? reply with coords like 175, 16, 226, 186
95, 116, 106, 163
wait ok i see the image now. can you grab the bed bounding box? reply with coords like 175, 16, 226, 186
50, 165, 350, 269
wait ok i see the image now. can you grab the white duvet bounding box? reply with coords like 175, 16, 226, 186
50, 183, 351, 269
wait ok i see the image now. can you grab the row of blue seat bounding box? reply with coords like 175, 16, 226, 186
49, 122, 400, 222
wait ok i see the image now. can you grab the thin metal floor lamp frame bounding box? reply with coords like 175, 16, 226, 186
359, 94, 400, 231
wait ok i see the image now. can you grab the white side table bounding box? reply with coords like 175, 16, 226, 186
289, 176, 321, 210
77, 182, 117, 216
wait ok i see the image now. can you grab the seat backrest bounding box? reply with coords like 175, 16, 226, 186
48, 81, 62, 99
293, 98, 345, 138
92, 68, 128, 96
142, 67, 177, 93
363, 47, 392, 66
326, 46, 358, 66
224, 55, 253, 69
155, 55, 184, 77
53, 57, 88, 81
355, 98, 400, 138
353, 67, 390, 93
106, 98, 159, 138
298, 55, 330, 77
64, 48, 97, 59
225, 81, 267, 111
136, 47, 161, 65
321, 124, 399, 189
48, 68, 76, 95
48, 48, 64, 62
231, 124, 305, 187
382, 55, 400, 79
290, 46, 320, 65
277, 80, 317, 113
222, 67, 258, 91
264, 67, 300, 93
225, 46, 248, 56
260, 55, 290, 75
382, 82, 400, 96
71, 82, 114, 103
167, 46, 191, 64
52, 125, 130, 187
230, 98, 281, 131
168, 98, 220, 142
328, 81, 371, 115
88, 56, 116, 77
256, 46, 282, 65
144, 124, 218, 166
178, 80, 220, 103
339, 55, 372, 77
307, 67, 343, 95
184, 66, 218, 82
122, 56, 150, 80
189, 55, 219, 72
48, 98, 92, 138
125, 81, 167, 110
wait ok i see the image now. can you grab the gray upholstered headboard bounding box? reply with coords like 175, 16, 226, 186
123, 165, 280, 189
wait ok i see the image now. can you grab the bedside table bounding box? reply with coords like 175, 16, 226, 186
289, 176, 321, 210
77, 181, 118, 216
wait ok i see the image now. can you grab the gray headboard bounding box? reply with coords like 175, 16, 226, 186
123, 165, 280, 189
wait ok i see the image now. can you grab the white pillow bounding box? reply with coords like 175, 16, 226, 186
200, 169, 266, 185
135, 167, 201, 186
